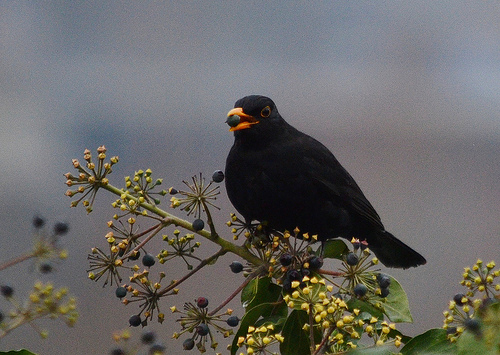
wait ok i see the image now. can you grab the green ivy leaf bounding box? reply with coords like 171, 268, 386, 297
379, 275, 413, 323
0, 351, 38, 355
349, 346, 396, 355
456, 331, 495, 355
347, 298, 384, 319
320, 239, 349, 259
280, 310, 313, 355
241, 276, 282, 311
401, 328, 456, 354
231, 277, 287, 355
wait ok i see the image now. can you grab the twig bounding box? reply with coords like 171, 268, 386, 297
209, 266, 266, 316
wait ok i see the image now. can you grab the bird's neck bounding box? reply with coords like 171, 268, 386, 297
234, 121, 298, 150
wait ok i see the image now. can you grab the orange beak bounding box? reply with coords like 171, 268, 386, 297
226, 107, 260, 132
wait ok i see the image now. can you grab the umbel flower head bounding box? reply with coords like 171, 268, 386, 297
171, 297, 235, 352
170, 173, 220, 219
443, 259, 499, 343
65, 146, 118, 213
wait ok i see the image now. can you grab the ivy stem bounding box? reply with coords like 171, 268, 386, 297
158, 248, 228, 297
0, 253, 35, 271
100, 182, 263, 266
209, 266, 266, 316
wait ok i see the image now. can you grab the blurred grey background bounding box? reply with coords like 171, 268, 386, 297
1, 2, 499, 354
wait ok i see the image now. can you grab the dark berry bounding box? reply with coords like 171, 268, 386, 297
129, 314, 142, 327
192, 219, 204, 231
453, 293, 466, 306
308, 256, 323, 270
196, 323, 209, 336
346, 253, 359, 266
53, 222, 69, 236
353, 284, 368, 297
33, 216, 45, 229
226, 315, 239, 327
376, 273, 391, 289
148, 344, 165, 354
279, 253, 293, 266
212, 170, 224, 183
110, 348, 126, 355
183, 338, 195, 350
196, 297, 209, 308
282, 278, 292, 294
464, 318, 481, 334
229, 261, 243, 273
446, 326, 457, 335
115, 286, 127, 299
169, 187, 178, 195
226, 114, 241, 128
379, 287, 390, 298
1, 285, 14, 298
446, 327, 457, 334
287, 269, 301, 281
142, 254, 156, 267
359, 240, 369, 250
147, 342, 162, 353
128, 250, 140, 260
39, 263, 53, 274
141, 330, 156, 344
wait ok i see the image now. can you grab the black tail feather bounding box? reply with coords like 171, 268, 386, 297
367, 231, 426, 269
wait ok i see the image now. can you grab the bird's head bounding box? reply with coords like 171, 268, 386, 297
226, 95, 283, 135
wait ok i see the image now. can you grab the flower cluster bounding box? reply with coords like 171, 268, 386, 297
65, 146, 118, 213
226, 213, 267, 242
170, 173, 220, 218
460, 259, 499, 298
124, 169, 167, 206
283, 274, 401, 353
443, 259, 499, 342
171, 297, 236, 353
29, 216, 69, 274
110, 329, 166, 355
237, 324, 284, 355
111, 169, 167, 219
0, 282, 78, 339
157, 229, 201, 270
87, 227, 137, 286
120, 270, 177, 324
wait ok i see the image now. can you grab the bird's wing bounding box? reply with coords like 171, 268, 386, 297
297, 135, 385, 230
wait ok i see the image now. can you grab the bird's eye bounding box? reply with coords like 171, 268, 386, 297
260, 106, 271, 118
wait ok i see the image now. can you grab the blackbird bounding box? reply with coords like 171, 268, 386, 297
224, 95, 426, 269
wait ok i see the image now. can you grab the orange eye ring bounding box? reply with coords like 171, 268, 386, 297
260, 106, 271, 118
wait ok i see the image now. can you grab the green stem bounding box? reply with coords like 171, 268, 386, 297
100, 183, 263, 266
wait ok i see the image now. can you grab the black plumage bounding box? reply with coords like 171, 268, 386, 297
225, 95, 426, 268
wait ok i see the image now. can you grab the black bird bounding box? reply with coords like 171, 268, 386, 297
224, 95, 426, 269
